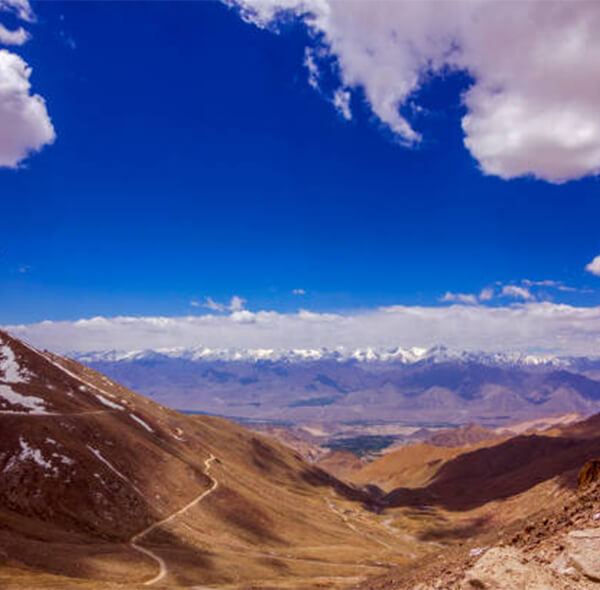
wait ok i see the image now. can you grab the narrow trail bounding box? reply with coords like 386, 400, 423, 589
130, 454, 219, 586
0, 409, 118, 416
382, 516, 445, 550
324, 495, 394, 550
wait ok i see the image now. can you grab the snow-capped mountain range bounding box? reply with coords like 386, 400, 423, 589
72, 345, 572, 367
71, 345, 600, 425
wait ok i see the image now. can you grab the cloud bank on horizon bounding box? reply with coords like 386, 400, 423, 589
230, 0, 600, 183
7, 301, 600, 356
0, 0, 54, 168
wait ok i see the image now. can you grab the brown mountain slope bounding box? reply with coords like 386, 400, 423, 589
382, 429, 600, 511
316, 450, 365, 480
352, 410, 600, 508
557, 411, 600, 438
0, 330, 433, 589
354, 473, 600, 589
425, 423, 501, 447
341, 410, 600, 573
350, 443, 490, 492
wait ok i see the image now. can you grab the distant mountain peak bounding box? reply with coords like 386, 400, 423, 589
71, 345, 570, 368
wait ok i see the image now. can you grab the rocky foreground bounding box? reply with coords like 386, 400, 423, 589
359, 461, 600, 590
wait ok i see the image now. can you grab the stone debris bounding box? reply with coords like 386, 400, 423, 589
566, 528, 600, 582
462, 547, 576, 590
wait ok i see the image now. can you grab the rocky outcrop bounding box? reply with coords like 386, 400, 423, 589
461, 524, 600, 589
579, 459, 600, 489
565, 528, 600, 582
462, 547, 577, 590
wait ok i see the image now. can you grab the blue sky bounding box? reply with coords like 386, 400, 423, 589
2, 0, 600, 354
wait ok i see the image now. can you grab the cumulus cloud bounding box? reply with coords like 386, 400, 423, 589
500, 285, 535, 301
231, 0, 600, 183
229, 295, 246, 311
0, 1, 55, 168
0, 50, 54, 168
0, 0, 33, 22
292, 288, 306, 295
0, 22, 28, 45
8, 302, 600, 356
191, 297, 224, 311
440, 278, 586, 306
191, 295, 247, 312
440, 291, 478, 305
230, 309, 256, 323
586, 255, 600, 277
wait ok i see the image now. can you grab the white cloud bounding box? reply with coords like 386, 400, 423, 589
8, 302, 600, 356
192, 295, 247, 312
332, 87, 351, 120
0, 22, 29, 45
303, 47, 319, 90
0, 0, 33, 22
230, 309, 256, 323
292, 288, 306, 295
0, 50, 54, 168
586, 255, 600, 277
231, 0, 600, 183
440, 278, 586, 306
522, 279, 561, 288
557, 285, 581, 293
521, 279, 582, 293
501, 285, 535, 301
191, 297, 224, 311
229, 295, 246, 311
440, 291, 478, 305
0, 0, 54, 168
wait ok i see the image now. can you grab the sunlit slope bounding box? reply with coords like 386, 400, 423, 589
0, 331, 428, 589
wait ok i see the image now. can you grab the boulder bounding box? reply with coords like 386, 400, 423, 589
462, 547, 573, 590
567, 528, 600, 582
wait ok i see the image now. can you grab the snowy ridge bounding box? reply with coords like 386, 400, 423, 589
71, 345, 571, 367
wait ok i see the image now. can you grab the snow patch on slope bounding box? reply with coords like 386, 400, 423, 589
94, 394, 124, 411
0, 384, 47, 413
0, 342, 30, 383
4, 437, 52, 473
87, 445, 142, 495
129, 413, 153, 432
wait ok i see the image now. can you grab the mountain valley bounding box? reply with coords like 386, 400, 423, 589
2, 331, 600, 589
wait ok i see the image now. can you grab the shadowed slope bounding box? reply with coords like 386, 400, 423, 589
383, 430, 600, 511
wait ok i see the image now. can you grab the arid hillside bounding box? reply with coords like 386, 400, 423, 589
346, 412, 600, 588
0, 330, 430, 590
354, 470, 600, 589
4, 328, 600, 590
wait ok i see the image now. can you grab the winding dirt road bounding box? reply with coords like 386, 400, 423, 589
130, 454, 219, 586
324, 494, 393, 550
